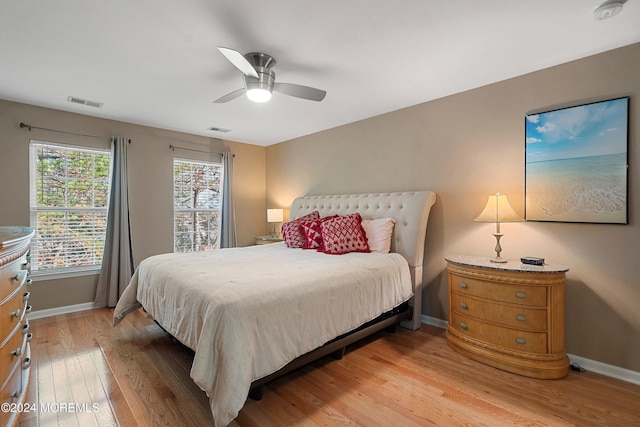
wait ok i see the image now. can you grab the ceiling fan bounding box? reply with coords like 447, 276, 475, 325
214, 47, 327, 103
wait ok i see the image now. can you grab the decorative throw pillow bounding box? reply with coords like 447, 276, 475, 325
301, 216, 337, 250
281, 211, 320, 248
320, 213, 371, 255
361, 217, 396, 254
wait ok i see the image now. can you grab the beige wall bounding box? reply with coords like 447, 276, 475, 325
0, 100, 266, 310
266, 43, 640, 372
1, 43, 637, 373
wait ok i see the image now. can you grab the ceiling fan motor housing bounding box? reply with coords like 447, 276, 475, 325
243, 52, 276, 93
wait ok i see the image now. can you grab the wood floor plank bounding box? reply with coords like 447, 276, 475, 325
17, 308, 640, 427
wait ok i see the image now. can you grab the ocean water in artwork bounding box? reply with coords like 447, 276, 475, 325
525, 153, 626, 222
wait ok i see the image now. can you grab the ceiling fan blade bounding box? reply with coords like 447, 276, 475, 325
213, 88, 246, 103
217, 47, 259, 78
274, 83, 326, 102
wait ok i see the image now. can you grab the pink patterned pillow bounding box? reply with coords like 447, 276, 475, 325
320, 213, 371, 255
301, 216, 337, 250
281, 211, 320, 248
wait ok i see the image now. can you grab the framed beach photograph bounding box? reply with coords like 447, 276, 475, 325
525, 97, 629, 224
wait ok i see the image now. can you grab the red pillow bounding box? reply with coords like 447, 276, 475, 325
281, 211, 320, 248
300, 216, 337, 250
320, 213, 371, 255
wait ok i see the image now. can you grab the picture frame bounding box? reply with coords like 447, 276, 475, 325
525, 97, 629, 224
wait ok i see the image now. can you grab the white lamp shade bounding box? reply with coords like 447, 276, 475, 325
267, 208, 284, 223
474, 193, 523, 223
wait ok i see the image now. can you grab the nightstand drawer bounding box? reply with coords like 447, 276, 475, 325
450, 311, 548, 354
450, 292, 547, 331
450, 273, 547, 307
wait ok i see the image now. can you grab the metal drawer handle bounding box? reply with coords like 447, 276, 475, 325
26, 278, 32, 286
11, 270, 27, 284
23, 357, 31, 370
22, 323, 30, 335
12, 348, 21, 357
460, 322, 468, 330
516, 314, 527, 322
27, 333, 33, 342
11, 309, 21, 319
516, 337, 527, 345
22, 262, 31, 270
26, 305, 32, 314
459, 282, 468, 289
23, 291, 30, 302
11, 389, 20, 399
459, 302, 468, 310
515, 291, 527, 299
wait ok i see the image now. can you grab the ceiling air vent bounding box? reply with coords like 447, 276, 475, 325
208, 126, 231, 133
67, 96, 104, 108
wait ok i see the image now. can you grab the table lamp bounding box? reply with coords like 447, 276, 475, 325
267, 208, 284, 237
474, 193, 523, 263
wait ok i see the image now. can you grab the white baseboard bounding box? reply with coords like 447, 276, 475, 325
568, 354, 640, 385
420, 315, 640, 386
421, 314, 448, 329
29, 302, 97, 320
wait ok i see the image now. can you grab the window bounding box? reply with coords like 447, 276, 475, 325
29, 141, 111, 275
173, 158, 223, 252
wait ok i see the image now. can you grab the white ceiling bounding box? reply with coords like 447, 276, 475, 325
1, 0, 638, 146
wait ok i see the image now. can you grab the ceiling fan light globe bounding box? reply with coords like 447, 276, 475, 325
247, 88, 272, 103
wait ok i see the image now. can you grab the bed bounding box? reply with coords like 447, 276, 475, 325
113, 191, 436, 427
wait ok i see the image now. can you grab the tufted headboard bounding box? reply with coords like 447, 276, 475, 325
289, 191, 437, 330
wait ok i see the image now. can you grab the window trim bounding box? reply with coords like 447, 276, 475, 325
28, 140, 111, 275
173, 157, 224, 253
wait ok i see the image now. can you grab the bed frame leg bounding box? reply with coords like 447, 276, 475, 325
248, 386, 263, 401
330, 347, 346, 360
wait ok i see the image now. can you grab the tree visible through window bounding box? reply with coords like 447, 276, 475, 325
173, 159, 223, 252
29, 141, 111, 274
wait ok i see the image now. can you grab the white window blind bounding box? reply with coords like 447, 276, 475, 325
29, 141, 111, 274
173, 158, 223, 252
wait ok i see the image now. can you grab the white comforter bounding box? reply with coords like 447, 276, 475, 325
113, 242, 413, 427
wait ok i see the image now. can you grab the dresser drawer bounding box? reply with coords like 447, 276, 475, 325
450, 273, 547, 307
450, 311, 548, 354
451, 292, 547, 331
0, 255, 29, 303
0, 288, 26, 340
0, 357, 23, 404
0, 325, 24, 384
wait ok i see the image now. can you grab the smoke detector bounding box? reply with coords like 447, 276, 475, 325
593, 1, 624, 20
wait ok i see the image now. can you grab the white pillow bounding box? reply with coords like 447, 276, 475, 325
361, 217, 396, 254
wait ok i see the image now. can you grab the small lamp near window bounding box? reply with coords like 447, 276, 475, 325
267, 208, 284, 238
474, 193, 523, 263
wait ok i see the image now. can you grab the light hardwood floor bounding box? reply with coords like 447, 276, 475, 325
17, 308, 640, 427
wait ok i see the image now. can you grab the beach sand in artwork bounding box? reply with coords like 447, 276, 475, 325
526, 154, 626, 223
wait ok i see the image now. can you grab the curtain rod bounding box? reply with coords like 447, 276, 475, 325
19, 122, 113, 140
169, 144, 235, 157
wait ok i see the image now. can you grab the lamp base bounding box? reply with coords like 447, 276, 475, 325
491, 233, 507, 263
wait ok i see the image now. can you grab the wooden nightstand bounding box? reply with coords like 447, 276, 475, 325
445, 255, 569, 379
255, 235, 283, 245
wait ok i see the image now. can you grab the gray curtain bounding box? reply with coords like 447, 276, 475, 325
220, 152, 237, 248
95, 137, 134, 307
